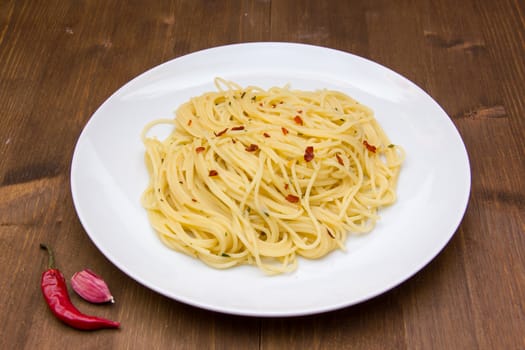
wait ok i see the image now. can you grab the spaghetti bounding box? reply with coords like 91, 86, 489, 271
141, 79, 404, 274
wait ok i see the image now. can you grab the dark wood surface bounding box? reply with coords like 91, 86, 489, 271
1, 1, 524, 349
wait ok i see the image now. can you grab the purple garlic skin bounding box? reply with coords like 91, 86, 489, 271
71, 269, 115, 304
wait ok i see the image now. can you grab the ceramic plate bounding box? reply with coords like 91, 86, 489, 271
71, 42, 470, 317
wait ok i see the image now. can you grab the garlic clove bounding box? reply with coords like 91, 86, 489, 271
71, 269, 115, 304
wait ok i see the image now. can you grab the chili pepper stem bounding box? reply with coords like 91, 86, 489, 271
40, 243, 56, 270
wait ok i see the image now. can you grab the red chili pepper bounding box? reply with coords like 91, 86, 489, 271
304, 146, 314, 162
40, 244, 120, 331
363, 140, 377, 153
285, 194, 300, 203
245, 144, 259, 152
214, 128, 228, 137
335, 153, 344, 166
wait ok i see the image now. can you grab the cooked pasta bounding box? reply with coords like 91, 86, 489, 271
141, 78, 404, 274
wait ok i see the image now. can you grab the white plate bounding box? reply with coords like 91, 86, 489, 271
71, 42, 470, 317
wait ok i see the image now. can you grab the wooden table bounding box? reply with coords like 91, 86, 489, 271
1, 1, 524, 348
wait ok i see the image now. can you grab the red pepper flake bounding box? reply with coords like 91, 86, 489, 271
231, 126, 245, 131
294, 116, 303, 125
263, 132, 270, 138
304, 146, 314, 162
285, 194, 300, 203
281, 127, 289, 135
335, 153, 344, 166
259, 102, 263, 107
245, 144, 259, 152
195, 146, 205, 153
284, 183, 289, 190
363, 140, 377, 153
187, 119, 192, 126
327, 229, 335, 239
214, 128, 228, 137
209, 170, 218, 176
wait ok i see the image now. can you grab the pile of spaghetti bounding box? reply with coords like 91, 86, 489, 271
141, 79, 404, 274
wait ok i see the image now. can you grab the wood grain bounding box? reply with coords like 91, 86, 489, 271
0, 0, 524, 349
